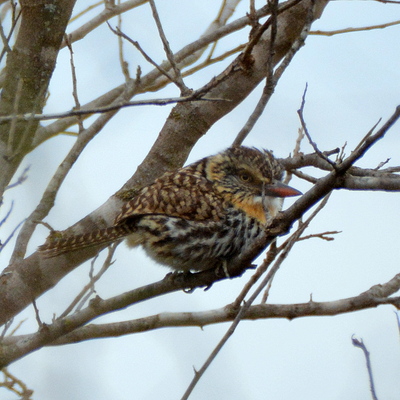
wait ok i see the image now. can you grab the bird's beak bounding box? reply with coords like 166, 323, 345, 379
263, 181, 302, 198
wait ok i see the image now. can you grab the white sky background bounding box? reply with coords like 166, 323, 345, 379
1, 1, 400, 399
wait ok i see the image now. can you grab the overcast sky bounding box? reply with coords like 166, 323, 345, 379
1, 1, 400, 399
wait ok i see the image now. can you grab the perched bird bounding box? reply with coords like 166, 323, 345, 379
39, 146, 301, 271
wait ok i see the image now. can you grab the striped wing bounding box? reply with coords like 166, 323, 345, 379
115, 168, 227, 225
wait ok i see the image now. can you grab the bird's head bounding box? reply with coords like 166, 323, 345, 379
206, 146, 301, 222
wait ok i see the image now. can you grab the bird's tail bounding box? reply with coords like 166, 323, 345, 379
38, 224, 132, 258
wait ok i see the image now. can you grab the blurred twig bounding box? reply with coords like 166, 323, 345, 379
0, 368, 33, 399
352, 336, 379, 400
59, 243, 118, 318
311, 19, 400, 37
149, 0, 189, 94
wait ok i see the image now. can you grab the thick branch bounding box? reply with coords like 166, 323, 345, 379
0, 0, 76, 196
2, 272, 399, 352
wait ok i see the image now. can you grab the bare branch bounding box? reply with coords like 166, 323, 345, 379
233, 0, 314, 146
149, 0, 190, 94
182, 43, 245, 77
297, 84, 337, 168
35, 3, 274, 145
62, 0, 150, 47
342, 175, 400, 191
108, 23, 178, 85
337, 106, 400, 171
0, 215, 25, 253
0, 368, 33, 399
0, 3, 20, 66
352, 337, 379, 400
4, 166, 29, 191
65, 34, 84, 132
298, 230, 341, 241
59, 243, 118, 318
0, 94, 224, 124
3, 272, 399, 349
395, 311, 400, 340
116, 6, 131, 82
232, 0, 279, 146
32, 299, 42, 328
0, 0, 76, 196
9, 80, 141, 263
311, 18, 400, 37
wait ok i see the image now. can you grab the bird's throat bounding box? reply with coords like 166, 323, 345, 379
230, 197, 267, 225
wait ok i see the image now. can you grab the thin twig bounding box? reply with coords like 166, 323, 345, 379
284, 127, 305, 184
0, 13, 11, 54
289, 167, 318, 184
0, 318, 13, 342
0, 218, 25, 253
116, 1, 131, 82
149, 0, 190, 94
0, 201, 13, 228
65, 34, 84, 132
32, 299, 43, 328
298, 230, 341, 241
232, 0, 278, 146
59, 243, 118, 318
233, 0, 312, 146
4, 166, 29, 191
374, 158, 390, 170
351, 336, 379, 400
311, 18, 400, 37
9, 80, 141, 263
0, 94, 223, 124
336, 106, 400, 172
293, 127, 305, 156
337, 141, 347, 163
297, 84, 337, 168
182, 43, 245, 77
231, 240, 279, 311
395, 311, 400, 340
37, 3, 275, 143
261, 278, 274, 303
0, 4, 20, 64
108, 23, 177, 85
6, 78, 23, 155
69, 1, 103, 24
1, 368, 34, 399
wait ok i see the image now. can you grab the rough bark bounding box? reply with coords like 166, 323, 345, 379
0, 0, 76, 196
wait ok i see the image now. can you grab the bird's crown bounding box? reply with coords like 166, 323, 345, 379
205, 146, 283, 193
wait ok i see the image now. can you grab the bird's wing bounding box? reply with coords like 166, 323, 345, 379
114, 170, 227, 224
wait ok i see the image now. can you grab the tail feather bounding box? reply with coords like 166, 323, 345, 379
38, 224, 132, 258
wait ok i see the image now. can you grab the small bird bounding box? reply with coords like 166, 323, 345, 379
39, 146, 301, 271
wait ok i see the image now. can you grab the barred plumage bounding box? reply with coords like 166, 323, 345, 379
39, 146, 301, 271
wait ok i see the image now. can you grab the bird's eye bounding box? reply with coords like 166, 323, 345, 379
239, 172, 252, 182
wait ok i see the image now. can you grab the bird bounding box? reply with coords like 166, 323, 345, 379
39, 146, 301, 271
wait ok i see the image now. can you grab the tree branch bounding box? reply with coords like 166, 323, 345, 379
0, 0, 76, 196
3, 272, 399, 350
33, 2, 273, 146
